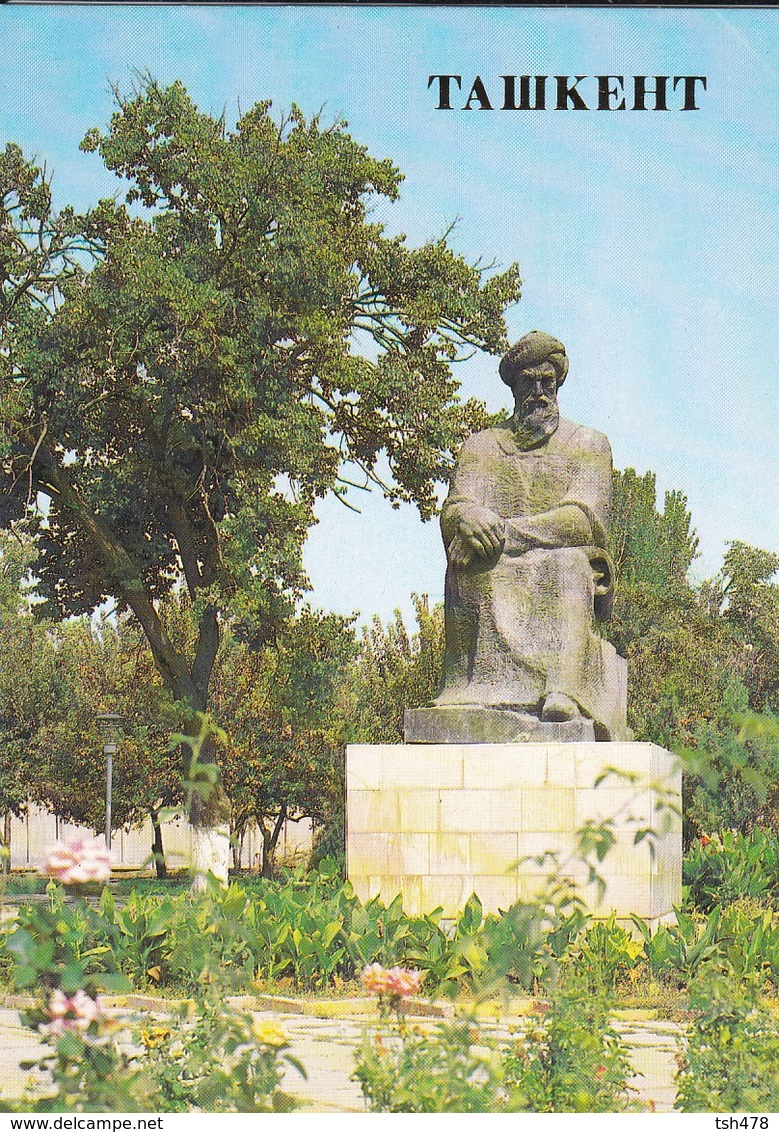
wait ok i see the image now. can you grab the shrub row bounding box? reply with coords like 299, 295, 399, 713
5, 858, 779, 999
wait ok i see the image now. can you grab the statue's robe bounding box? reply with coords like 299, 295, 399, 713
435, 417, 629, 741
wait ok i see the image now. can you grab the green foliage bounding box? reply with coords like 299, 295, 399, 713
30, 614, 183, 834
215, 607, 356, 877
3, 873, 47, 895
0, 531, 185, 854
503, 972, 634, 1112
110, 888, 183, 987
682, 693, 779, 843
605, 469, 779, 843
15, 990, 301, 1113
675, 969, 779, 1112
354, 963, 636, 1114
0, 79, 519, 833
564, 912, 645, 992
634, 897, 779, 990
139, 995, 304, 1112
684, 829, 779, 912
1, 531, 354, 876
1, 874, 302, 1112
11, 862, 779, 1008
607, 470, 737, 747
610, 468, 699, 602
0, 532, 60, 821
355, 1017, 506, 1113
0, 869, 573, 997
309, 824, 345, 876
717, 542, 779, 712
18, 1011, 151, 1113
638, 908, 724, 986
713, 899, 779, 984
479, 899, 586, 992
349, 594, 444, 743
6, 882, 129, 996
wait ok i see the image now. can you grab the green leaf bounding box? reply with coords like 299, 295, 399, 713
320, 919, 343, 950
95, 971, 133, 993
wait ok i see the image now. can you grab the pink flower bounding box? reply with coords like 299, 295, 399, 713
41, 836, 112, 885
361, 963, 422, 999
361, 963, 392, 996
46, 989, 72, 1019
385, 966, 423, 998
41, 989, 100, 1037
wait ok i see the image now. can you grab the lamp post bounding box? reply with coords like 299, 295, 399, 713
96, 713, 122, 852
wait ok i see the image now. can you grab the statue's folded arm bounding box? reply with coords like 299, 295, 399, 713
502, 502, 593, 554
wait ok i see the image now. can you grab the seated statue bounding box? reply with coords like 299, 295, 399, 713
407, 331, 629, 743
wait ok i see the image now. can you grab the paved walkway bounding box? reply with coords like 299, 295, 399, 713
274, 1011, 680, 1112
0, 1000, 682, 1113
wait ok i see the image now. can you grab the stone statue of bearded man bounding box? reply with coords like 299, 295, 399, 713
405, 331, 630, 744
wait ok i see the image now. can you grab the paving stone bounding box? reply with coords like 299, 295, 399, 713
0, 1003, 683, 1112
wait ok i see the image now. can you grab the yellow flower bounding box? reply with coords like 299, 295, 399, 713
140, 1025, 171, 1049
252, 1018, 287, 1047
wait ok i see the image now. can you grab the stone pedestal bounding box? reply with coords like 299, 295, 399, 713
346, 742, 681, 927
405, 705, 597, 743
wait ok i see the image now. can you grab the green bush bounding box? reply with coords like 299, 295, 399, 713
503, 970, 635, 1112
563, 912, 645, 992
309, 810, 346, 874
635, 898, 779, 993
676, 968, 779, 1112
683, 701, 779, 845
4, 882, 128, 996
684, 829, 779, 912
3, 874, 49, 896
14, 991, 302, 1112
638, 908, 723, 987
355, 1018, 506, 1113
353, 967, 636, 1113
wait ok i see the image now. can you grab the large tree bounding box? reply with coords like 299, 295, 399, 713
0, 531, 45, 869
0, 79, 520, 880
348, 593, 444, 744
605, 468, 733, 745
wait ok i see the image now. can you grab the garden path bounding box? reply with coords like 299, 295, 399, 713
0, 1004, 681, 1113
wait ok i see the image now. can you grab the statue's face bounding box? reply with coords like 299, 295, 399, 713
513, 361, 559, 431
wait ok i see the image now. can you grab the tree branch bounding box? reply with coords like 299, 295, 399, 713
28, 441, 196, 703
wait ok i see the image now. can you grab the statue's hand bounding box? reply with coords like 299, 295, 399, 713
448, 533, 475, 567
457, 510, 505, 561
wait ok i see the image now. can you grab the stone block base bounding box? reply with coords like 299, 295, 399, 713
346, 742, 681, 926
404, 705, 595, 744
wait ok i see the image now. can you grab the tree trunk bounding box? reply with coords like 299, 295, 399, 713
232, 822, 246, 871
150, 810, 167, 879
32, 442, 232, 890
1, 812, 10, 875
186, 605, 232, 891
260, 805, 287, 880
187, 720, 232, 892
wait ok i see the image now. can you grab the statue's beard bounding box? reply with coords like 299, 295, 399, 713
513, 396, 559, 444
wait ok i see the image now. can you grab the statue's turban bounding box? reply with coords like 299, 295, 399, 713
499, 331, 569, 389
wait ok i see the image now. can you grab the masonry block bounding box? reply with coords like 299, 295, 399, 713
346, 742, 682, 926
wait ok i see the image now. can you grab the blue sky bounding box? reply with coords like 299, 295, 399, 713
2, 6, 777, 627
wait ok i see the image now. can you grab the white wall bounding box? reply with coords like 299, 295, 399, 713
6, 805, 312, 873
